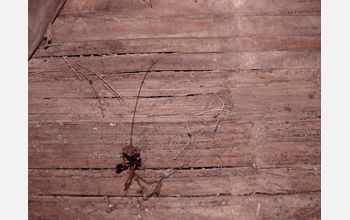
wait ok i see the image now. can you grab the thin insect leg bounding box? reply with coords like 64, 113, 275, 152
129, 54, 171, 146
105, 190, 128, 213
46, 74, 54, 82
137, 131, 154, 150
135, 173, 162, 200
193, 107, 222, 116
135, 177, 144, 188
135, 176, 151, 200
141, 162, 147, 169
134, 173, 158, 185
137, 156, 148, 170
89, 80, 105, 118
134, 168, 182, 200
124, 164, 136, 191
173, 126, 208, 160
213, 93, 225, 132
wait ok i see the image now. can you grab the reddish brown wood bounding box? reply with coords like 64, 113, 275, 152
29, 192, 320, 219
28, 0, 321, 218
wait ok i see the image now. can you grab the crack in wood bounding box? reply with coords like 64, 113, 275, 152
35, 189, 320, 198
32, 51, 231, 59
28, 165, 249, 171
241, 190, 321, 197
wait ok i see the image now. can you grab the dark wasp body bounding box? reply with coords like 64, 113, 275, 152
116, 145, 142, 191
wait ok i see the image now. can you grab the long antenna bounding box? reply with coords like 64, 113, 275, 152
129, 54, 170, 146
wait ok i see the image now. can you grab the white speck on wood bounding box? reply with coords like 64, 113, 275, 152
256, 203, 261, 216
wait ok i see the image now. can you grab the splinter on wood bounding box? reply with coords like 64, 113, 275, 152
64, 58, 124, 102
143, 0, 152, 8
63, 57, 124, 118
213, 93, 225, 132
64, 57, 105, 117
173, 126, 208, 160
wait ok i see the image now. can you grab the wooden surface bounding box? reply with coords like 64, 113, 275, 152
28, 0, 67, 59
28, 0, 321, 219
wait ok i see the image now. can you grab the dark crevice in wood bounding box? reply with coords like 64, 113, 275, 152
137, 95, 174, 99
58, 6, 321, 17
241, 190, 321, 197
34, 193, 232, 198
33, 51, 177, 59
239, 11, 321, 17
33, 193, 233, 198
82, 95, 175, 100
28, 66, 320, 76
28, 165, 320, 172
33, 36, 321, 58
31, 47, 321, 59
258, 166, 320, 171
31, 92, 211, 101
30, 168, 112, 170
185, 94, 200, 97
118, 69, 215, 75
34, 190, 320, 199
28, 165, 249, 171
32, 50, 235, 59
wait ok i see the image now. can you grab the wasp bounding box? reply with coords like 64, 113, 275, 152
115, 55, 169, 192
116, 144, 142, 191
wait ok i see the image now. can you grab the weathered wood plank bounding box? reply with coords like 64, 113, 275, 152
28, 65, 320, 169
233, 0, 321, 16
27, 94, 320, 124
51, 14, 236, 42
28, 66, 320, 90
28, 67, 320, 101
60, 0, 320, 16
34, 36, 321, 57
44, 14, 319, 43
28, 115, 321, 168
29, 192, 321, 219
29, 64, 320, 169
28, 167, 320, 196
28, 121, 320, 169
28, 83, 320, 126
32, 0, 320, 57
60, 0, 233, 16
29, 52, 321, 74
237, 15, 320, 37
28, 0, 321, 219
28, 66, 320, 124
